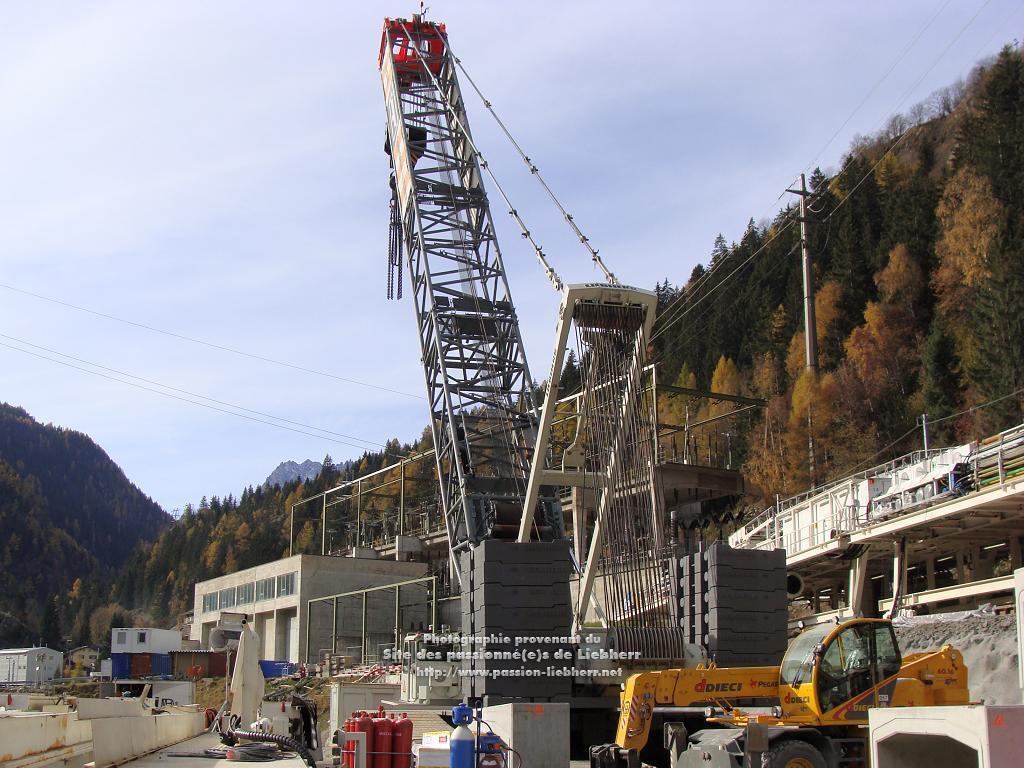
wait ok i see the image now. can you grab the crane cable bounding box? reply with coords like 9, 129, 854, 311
446, 41, 618, 286
396, 21, 563, 293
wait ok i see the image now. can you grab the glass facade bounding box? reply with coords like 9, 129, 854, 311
237, 582, 255, 605
255, 577, 276, 602
218, 587, 236, 609
276, 572, 296, 597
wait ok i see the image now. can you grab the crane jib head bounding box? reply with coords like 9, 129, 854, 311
379, 16, 447, 74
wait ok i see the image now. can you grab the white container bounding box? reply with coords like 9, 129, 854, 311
413, 744, 450, 768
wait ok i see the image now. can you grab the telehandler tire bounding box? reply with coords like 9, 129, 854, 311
760, 739, 826, 768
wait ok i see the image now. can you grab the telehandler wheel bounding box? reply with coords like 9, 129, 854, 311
760, 740, 826, 768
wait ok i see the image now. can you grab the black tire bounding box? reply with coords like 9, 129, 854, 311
761, 739, 827, 768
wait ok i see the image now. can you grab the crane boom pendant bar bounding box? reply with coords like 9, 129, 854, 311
378, 16, 564, 552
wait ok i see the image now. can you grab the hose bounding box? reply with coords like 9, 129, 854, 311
223, 730, 316, 768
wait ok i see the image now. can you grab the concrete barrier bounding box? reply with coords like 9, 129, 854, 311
90, 712, 205, 767
0, 712, 93, 768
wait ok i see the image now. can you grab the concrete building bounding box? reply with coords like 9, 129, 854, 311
69, 645, 100, 672
191, 553, 427, 664
0, 647, 63, 685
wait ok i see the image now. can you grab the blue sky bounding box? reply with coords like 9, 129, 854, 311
0, 1, 1019, 513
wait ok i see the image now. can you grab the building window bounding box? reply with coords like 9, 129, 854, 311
256, 577, 276, 602
276, 572, 296, 597
237, 583, 255, 605
137, 631, 147, 644
116, 631, 127, 645
202, 593, 218, 613
219, 587, 236, 609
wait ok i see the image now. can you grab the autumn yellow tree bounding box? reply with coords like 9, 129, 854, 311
709, 356, 741, 419
933, 166, 1002, 367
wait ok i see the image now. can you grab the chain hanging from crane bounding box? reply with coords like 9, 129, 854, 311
386, 188, 403, 300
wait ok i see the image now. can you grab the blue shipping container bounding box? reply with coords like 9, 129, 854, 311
151, 653, 172, 677
111, 652, 130, 679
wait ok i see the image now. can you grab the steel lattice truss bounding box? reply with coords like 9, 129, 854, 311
379, 17, 563, 553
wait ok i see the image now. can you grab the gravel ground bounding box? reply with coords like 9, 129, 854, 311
895, 612, 1020, 705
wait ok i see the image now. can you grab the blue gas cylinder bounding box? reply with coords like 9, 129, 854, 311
450, 704, 475, 768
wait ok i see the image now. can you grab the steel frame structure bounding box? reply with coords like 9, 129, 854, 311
379, 17, 563, 555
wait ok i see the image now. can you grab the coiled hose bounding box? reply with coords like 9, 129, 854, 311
223, 729, 316, 768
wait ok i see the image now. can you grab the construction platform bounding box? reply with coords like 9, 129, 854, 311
731, 423, 1024, 626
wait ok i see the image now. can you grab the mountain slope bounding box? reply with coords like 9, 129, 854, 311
0, 403, 170, 644
264, 459, 323, 488
654, 46, 1024, 505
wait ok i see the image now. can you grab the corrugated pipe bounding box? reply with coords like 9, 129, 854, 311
224, 730, 316, 768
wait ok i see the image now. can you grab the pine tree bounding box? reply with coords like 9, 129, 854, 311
919, 318, 961, 444
40, 595, 61, 649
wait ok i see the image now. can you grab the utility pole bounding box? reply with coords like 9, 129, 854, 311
788, 173, 818, 485
919, 413, 930, 452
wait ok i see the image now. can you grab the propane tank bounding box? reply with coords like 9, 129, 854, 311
392, 713, 413, 768
372, 709, 394, 768
449, 703, 474, 768
356, 710, 375, 768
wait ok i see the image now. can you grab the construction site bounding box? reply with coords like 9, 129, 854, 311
4, 10, 1024, 768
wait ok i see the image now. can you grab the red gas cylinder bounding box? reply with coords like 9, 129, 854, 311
356, 711, 375, 767
372, 711, 394, 768
392, 713, 413, 768
343, 713, 356, 768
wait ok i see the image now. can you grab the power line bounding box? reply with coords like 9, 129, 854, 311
657, 241, 800, 363
929, 386, 1024, 426
0, 281, 423, 400
833, 384, 1024, 479
0, 331, 385, 449
0, 338, 403, 458
823, 0, 994, 225
651, 221, 798, 343
800, 0, 954, 178
653, 206, 795, 334
653, 0, 994, 344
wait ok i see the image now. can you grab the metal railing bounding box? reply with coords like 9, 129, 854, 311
732, 423, 1024, 557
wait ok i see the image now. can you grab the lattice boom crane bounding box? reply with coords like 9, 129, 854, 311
378, 15, 564, 556
378, 15, 664, 635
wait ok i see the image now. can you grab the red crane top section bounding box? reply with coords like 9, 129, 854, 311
378, 16, 447, 74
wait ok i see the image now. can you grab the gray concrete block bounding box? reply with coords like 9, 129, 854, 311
483, 702, 570, 768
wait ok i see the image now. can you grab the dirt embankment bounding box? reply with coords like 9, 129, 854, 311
895, 613, 1020, 705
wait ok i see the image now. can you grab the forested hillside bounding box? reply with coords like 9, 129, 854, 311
652, 45, 1024, 504
23, 46, 1021, 638
0, 403, 169, 647
111, 438, 432, 627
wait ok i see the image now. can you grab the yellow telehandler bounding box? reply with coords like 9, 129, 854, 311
597, 618, 968, 768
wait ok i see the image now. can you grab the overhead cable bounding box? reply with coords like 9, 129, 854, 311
0, 338, 402, 457
0, 281, 422, 400
397, 20, 563, 292
448, 43, 618, 285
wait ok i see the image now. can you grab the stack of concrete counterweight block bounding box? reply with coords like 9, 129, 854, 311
459, 539, 574, 702
679, 541, 788, 667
